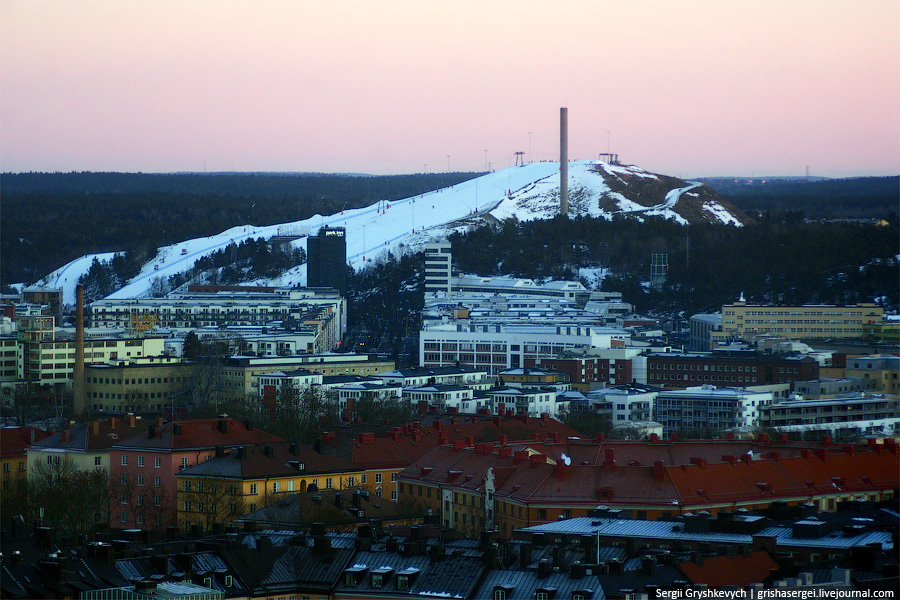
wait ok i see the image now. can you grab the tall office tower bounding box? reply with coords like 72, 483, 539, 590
424, 241, 452, 294
307, 226, 347, 291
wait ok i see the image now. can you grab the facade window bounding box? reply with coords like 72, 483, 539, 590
326, 477, 333, 489
250, 483, 258, 495
154, 476, 161, 487
273, 481, 280, 493
121, 455, 128, 466
391, 472, 397, 482
138, 456, 144, 467
94, 456, 102, 466
347, 476, 355, 487
121, 512, 128, 523
184, 501, 191, 512
137, 475, 145, 486
361, 474, 367, 484
375, 473, 383, 484
181, 457, 188, 469
155, 457, 162, 468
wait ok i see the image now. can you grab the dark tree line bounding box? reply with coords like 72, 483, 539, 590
342, 251, 425, 366
449, 216, 900, 314
1, 171, 481, 286
700, 176, 899, 219
168, 238, 306, 290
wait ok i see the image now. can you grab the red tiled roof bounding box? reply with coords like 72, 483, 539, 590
115, 417, 283, 451
399, 440, 900, 509
679, 551, 778, 588
1, 427, 51, 458
351, 415, 583, 469
668, 450, 900, 507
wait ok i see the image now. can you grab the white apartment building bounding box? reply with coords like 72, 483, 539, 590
757, 393, 900, 438
403, 384, 476, 412
90, 288, 346, 350
486, 386, 564, 418
587, 386, 657, 424
374, 366, 490, 388
420, 323, 629, 375
255, 369, 324, 398
653, 385, 774, 435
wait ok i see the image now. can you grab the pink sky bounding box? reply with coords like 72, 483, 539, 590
2, 0, 898, 177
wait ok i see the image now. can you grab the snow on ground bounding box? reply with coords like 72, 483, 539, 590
37, 160, 740, 305
702, 202, 744, 227
577, 267, 609, 288
42, 252, 118, 306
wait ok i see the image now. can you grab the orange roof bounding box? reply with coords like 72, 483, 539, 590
668, 450, 900, 507
679, 551, 778, 588
400, 440, 900, 510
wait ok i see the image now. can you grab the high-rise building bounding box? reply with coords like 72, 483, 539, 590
424, 241, 452, 294
307, 226, 347, 291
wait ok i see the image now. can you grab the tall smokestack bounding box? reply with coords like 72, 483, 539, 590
559, 107, 568, 217
73, 284, 85, 417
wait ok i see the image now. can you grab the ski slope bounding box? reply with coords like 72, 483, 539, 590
38, 160, 743, 305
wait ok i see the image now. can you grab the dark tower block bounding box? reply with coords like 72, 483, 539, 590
307, 226, 347, 292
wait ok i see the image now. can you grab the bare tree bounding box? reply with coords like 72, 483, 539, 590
180, 474, 246, 532
28, 455, 110, 537
109, 463, 173, 531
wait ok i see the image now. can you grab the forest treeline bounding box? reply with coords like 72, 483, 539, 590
449, 216, 900, 315
700, 176, 899, 219
1, 171, 480, 286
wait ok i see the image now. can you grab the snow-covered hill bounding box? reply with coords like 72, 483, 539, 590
38, 160, 746, 305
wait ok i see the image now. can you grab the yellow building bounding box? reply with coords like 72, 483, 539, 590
845, 355, 900, 394
17, 315, 167, 390
85, 356, 195, 413
712, 302, 884, 345
863, 320, 900, 344
219, 354, 395, 402
1, 427, 51, 518
175, 442, 365, 532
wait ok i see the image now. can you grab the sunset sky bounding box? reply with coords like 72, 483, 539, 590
2, 0, 898, 177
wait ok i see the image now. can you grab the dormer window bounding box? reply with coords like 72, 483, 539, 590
397, 567, 420, 590
572, 589, 593, 600
345, 566, 367, 587
370, 566, 393, 589
494, 585, 514, 600
536, 587, 557, 600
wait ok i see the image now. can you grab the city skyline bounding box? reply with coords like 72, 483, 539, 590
1, 0, 898, 177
